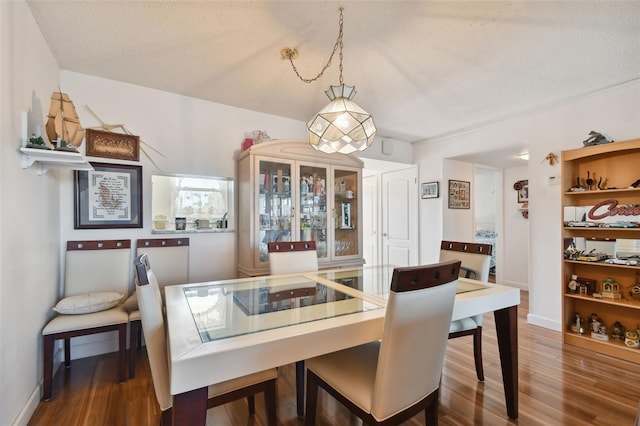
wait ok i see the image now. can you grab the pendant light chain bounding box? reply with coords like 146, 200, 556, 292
286, 8, 344, 84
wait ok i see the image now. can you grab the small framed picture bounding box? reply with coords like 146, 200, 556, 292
421, 181, 439, 199
74, 162, 143, 229
516, 180, 529, 203
448, 180, 470, 209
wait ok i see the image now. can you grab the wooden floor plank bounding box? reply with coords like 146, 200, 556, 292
29, 291, 640, 425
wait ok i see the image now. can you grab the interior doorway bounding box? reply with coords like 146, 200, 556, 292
362, 159, 418, 267
473, 166, 501, 281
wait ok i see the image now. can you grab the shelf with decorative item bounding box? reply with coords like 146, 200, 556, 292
518, 201, 528, 218
20, 147, 93, 175
561, 138, 640, 364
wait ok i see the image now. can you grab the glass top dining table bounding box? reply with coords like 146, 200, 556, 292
165, 264, 520, 424
183, 265, 491, 343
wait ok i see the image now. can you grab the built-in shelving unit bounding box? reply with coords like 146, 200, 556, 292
561, 138, 640, 364
20, 147, 93, 175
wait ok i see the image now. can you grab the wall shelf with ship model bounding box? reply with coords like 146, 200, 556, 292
20, 146, 93, 175
19, 91, 92, 175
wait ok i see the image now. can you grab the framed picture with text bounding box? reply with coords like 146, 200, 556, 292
448, 179, 470, 209
421, 181, 439, 199
74, 162, 143, 229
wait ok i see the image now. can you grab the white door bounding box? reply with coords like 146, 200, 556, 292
382, 167, 419, 266
362, 174, 378, 265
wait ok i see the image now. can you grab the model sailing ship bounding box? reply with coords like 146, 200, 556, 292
36, 91, 84, 151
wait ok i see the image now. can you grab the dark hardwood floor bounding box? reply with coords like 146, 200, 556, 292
29, 291, 640, 425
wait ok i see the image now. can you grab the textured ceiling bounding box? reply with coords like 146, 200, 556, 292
27, 0, 640, 154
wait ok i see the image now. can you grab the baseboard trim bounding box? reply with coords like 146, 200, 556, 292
527, 313, 562, 332
12, 384, 41, 426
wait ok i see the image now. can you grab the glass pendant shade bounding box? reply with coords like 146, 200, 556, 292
307, 84, 376, 154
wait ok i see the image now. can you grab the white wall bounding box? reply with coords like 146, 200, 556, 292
442, 159, 475, 243
356, 136, 413, 164
414, 80, 640, 332
2, 4, 308, 422
502, 165, 529, 289
57, 71, 308, 360
1, 2, 63, 424
474, 166, 498, 231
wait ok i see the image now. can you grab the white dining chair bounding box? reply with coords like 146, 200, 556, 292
439, 240, 492, 381
267, 240, 318, 416
42, 240, 131, 401
127, 237, 189, 378
267, 241, 318, 275
134, 253, 278, 426
304, 260, 461, 425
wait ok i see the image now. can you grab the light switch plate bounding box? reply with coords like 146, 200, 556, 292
548, 175, 561, 185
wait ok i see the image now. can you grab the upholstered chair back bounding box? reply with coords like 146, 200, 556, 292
439, 241, 492, 282
65, 240, 131, 297
136, 238, 189, 287
134, 254, 172, 411
370, 260, 460, 420
268, 241, 318, 275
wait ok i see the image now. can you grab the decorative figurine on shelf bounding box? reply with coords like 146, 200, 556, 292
568, 274, 579, 294
628, 272, 640, 301
570, 176, 586, 192
610, 321, 626, 341
589, 313, 609, 341
315, 175, 324, 196
624, 330, 640, 348
583, 130, 613, 146
300, 175, 308, 195
27, 133, 48, 149
570, 312, 585, 334
307, 175, 314, 194
585, 171, 595, 190
601, 278, 622, 299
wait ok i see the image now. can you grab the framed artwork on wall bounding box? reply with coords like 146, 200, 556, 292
74, 162, 143, 229
516, 179, 529, 203
448, 179, 470, 209
85, 129, 140, 162
421, 181, 439, 199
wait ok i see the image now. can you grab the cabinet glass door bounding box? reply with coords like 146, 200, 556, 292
258, 160, 293, 263
333, 168, 359, 258
299, 164, 328, 259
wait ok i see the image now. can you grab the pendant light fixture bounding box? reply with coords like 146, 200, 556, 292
281, 7, 376, 154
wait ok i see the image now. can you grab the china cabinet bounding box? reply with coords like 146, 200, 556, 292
561, 138, 640, 364
237, 140, 363, 276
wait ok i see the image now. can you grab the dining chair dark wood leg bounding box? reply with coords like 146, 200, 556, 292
64, 338, 71, 368
173, 387, 207, 425
265, 379, 278, 426
160, 409, 172, 426
42, 335, 54, 401
425, 390, 438, 426
247, 395, 255, 414
129, 319, 141, 378
304, 370, 319, 426
473, 326, 484, 381
296, 360, 305, 416
117, 323, 127, 382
